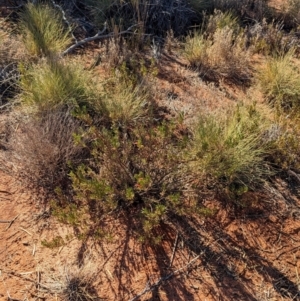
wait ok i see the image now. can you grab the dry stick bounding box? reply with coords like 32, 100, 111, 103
169, 232, 179, 269
62, 24, 137, 56
287, 170, 300, 184
19, 227, 33, 236
5, 215, 19, 231
49, 0, 78, 44
129, 254, 201, 301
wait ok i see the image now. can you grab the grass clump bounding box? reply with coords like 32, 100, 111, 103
188, 103, 271, 196
19, 59, 95, 112
184, 11, 251, 84
44, 262, 99, 301
258, 50, 300, 112
19, 2, 72, 57
267, 118, 300, 171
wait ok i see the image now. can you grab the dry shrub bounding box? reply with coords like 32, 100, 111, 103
281, 0, 300, 29
246, 20, 297, 55
103, 36, 131, 69
5, 109, 83, 193
212, 0, 270, 21
0, 27, 26, 104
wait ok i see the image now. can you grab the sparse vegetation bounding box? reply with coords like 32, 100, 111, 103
44, 262, 98, 301
1, 1, 300, 300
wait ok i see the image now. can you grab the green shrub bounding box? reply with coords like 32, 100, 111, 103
19, 2, 72, 56
69, 120, 190, 241
205, 10, 240, 35
258, 50, 300, 112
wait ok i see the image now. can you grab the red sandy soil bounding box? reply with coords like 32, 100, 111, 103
1, 165, 300, 301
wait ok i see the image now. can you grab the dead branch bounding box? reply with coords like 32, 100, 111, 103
129, 254, 201, 301
0, 214, 18, 231
62, 24, 137, 56
49, 0, 78, 44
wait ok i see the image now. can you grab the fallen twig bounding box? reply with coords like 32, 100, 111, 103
287, 170, 300, 184
19, 227, 33, 236
1, 270, 51, 292
169, 232, 179, 269
49, 0, 78, 44
62, 24, 137, 56
5, 215, 19, 231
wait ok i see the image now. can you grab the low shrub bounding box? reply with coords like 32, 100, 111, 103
69, 119, 190, 241
19, 2, 72, 57
212, 0, 270, 21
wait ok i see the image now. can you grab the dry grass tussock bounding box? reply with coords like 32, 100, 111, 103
184, 25, 251, 84
41, 260, 98, 301
188, 103, 273, 195
1, 109, 83, 193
